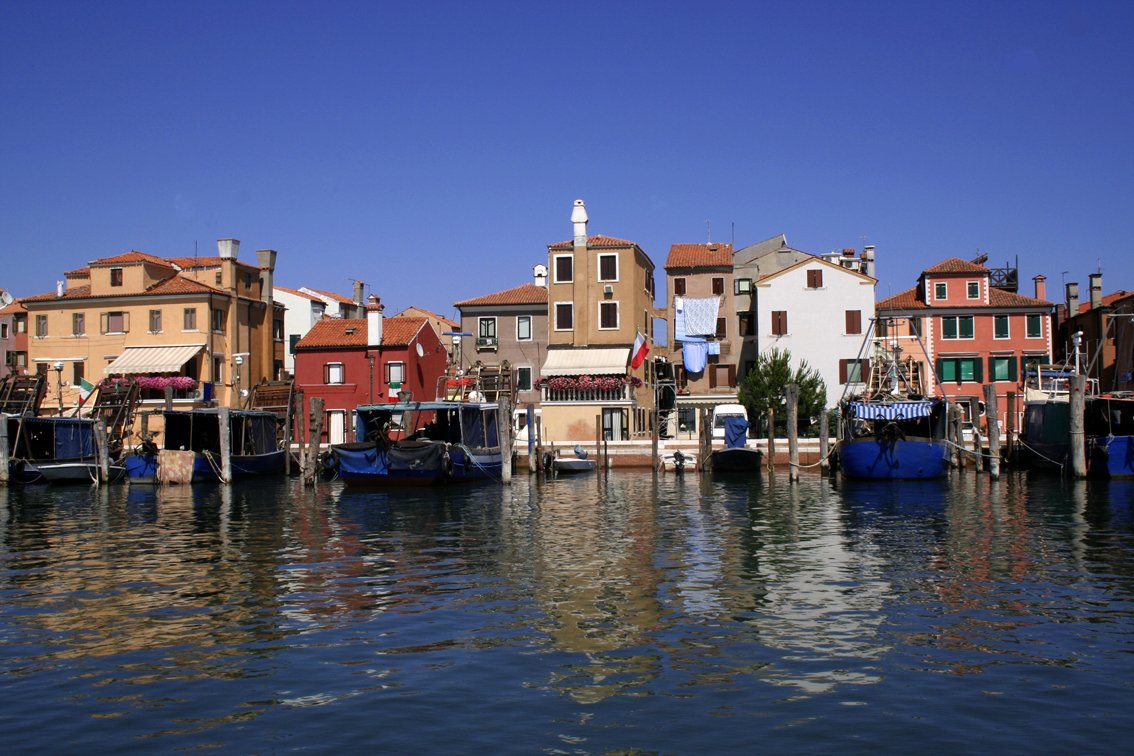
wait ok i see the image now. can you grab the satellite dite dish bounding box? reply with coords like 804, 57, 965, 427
416, 343, 424, 357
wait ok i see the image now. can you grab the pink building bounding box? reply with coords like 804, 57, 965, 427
876, 258, 1053, 430
292, 307, 447, 444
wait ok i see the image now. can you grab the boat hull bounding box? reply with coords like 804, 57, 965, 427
839, 438, 949, 479
1090, 435, 1134, 478
709, 447, 764, 473
552, 458, 596, 474
124, 450, 286, 482
331, 441, 503, 487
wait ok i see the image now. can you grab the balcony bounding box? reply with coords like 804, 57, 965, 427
475, 337, 498, 351
541, 385, 631, 403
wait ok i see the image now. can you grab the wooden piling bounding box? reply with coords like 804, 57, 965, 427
306, 396, 324, 486
984, 384, 1001, 479
535, 417, 543, 474
595, 416, 602, 471
526, 403, 535, 473
950, 403, 965, 469
1006, 391, 1017, 465
218, 406, 232, 484
651, 404, 659, 473
786, 384, 799, 482
1069, 374, 1087, 478
164, 385, 174, 411
700, 406, 712, 473
95, 419, 110, 483
0, 413, 9, 485
297, 389, 308, 480
499, 396, 512, 484
819, 409, 830, 472
766, 407, 775, 473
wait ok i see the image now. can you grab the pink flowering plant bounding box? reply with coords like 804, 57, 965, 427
536, 374, 643, 392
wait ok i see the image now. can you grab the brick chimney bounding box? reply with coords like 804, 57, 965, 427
1033, 274, 1046, 301
1089, 272, 1102, 309
353, 280, 365, 316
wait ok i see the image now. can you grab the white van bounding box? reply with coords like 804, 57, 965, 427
711, 403, 748, 440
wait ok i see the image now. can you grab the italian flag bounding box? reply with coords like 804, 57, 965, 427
78, 377, 96, 402
630, 329, 649, 370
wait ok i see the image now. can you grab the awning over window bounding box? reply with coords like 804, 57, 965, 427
103, 344, 204, 375
541, 347, 628, 376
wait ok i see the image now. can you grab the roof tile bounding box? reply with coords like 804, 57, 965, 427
454, 283, 549, 307
924, 257, 989, 274
664, 243, 734, 269
548, 235, 639, 250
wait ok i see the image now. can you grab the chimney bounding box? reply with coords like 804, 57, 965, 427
367, 294, 384, 347
533, 264, 548, 288
354, 280, 365, 314
56, 280, 64, 297
1066, 281, 1080, 315
571, 199, 588, 249
1089, 272, 1103, 309
1033, 274, 1047, 302
862, 245, 876, 278
256, 249, 277, 304
218, 238, 240, 259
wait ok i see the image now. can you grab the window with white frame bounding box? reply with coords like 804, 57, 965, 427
478, 317, 497, 346
516, 315, 532, 341
994, 314, 1009, 339
941, 315, 974, 339
386, 361, 405, 386
598, 253, 618, 281
555, 302, 573, 330
934, 282, 948, 300
325, 362, 344, 384
35, 315, 47, 338
1026, 313, 1042, 338
516, 366, 532, 391
967, 281, 980, 299
599, 301, 618, 329
553, 254, 573, 283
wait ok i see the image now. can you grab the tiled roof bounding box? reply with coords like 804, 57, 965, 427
167, 256, 259, 272
392, 306, 459, 328
274, 285, 323, 302
924, 257, 988, 274
65, 267, 90, 278
91, 251, 174, 267
23, 285, 93, 302
0, 300, 27, 316
878, 285, 1052, 310
454, 283, 549, 307
990, 288, 1051, 307
304, 288, 356, 305
146, 275, 221, 296
548, 235, 638, 250
664, 243, 734, 269
1077, 290, 1131, 313
294, 316, 427, 350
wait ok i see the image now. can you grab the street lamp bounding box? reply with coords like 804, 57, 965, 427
52, 361, 64, 415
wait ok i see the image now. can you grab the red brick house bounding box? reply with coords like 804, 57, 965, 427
876, 257, 1053, 431
292, 307, 448, 443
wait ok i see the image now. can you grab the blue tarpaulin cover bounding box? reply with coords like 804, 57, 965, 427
724, 415, 749, 449
849, 401, 935, 420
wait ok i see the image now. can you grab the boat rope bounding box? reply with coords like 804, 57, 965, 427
789, 442, 839, 470
202, 449, 227, 482
1011, 436, 1066, 469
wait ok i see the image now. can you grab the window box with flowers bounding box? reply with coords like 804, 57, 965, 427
104, 375, 199, 400
536, 374, 643, 403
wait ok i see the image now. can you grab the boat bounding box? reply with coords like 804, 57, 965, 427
124, 408, 287, 483
837, 318, 950, 479
549, 445, 597, 474
708, 415, 763, 473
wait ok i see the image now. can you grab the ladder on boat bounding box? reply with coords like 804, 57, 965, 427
0, 374, 46, 416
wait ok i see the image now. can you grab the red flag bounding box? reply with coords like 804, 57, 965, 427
630, 329, 649, 369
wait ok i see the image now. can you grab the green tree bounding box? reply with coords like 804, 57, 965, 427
738, 347, 827, 433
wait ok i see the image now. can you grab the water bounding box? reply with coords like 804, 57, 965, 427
2, 471, 1133, 753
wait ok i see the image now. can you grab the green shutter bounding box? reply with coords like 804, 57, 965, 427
974, 358, 983, 383
1008, 356, 1018, 382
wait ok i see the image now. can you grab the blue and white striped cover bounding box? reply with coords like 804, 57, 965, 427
849, 401, 935, 420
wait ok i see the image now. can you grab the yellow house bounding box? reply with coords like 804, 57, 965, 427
539, 200, 662, 442
23, 239, 284, 414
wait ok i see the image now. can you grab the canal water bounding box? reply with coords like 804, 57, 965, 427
1, 471, 1133, 753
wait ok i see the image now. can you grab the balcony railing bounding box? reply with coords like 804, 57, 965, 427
541, 385, 632, 403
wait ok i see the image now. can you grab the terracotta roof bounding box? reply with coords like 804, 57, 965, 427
274, 285, 323, 302
664, 243, 734, 269
876, 286, 925, 310
990, 288, 1051, 307
923, 257, 989, 274
548, 235, 638, 250
91, 251, 174, 267
1077, 290, 1131, 313
294, 316, 427, 350
146, 275, 221, 296
454, 283, 549, 307
303, 288, 356, 305
0, 300, 27, 316
65, 267, 90, 278
167, 256, 259, 271
23, 285, 93, 302
878, 284, 1052, 310
392, 306, 460, 328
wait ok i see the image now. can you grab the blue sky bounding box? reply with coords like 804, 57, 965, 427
3, 1, 1132, 323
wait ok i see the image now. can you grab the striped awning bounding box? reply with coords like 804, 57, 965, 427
848, 400, 936, 420
541, 347, 628, 376
103, 344, 204, 375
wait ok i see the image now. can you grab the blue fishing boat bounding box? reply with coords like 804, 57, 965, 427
325, 399, 504, 486
837, 318, 950, 480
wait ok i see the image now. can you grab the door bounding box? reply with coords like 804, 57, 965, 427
602, 408, 628, 441
328, 411, 346, 445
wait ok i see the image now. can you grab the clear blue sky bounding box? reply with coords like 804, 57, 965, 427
3, 1, 1132, 321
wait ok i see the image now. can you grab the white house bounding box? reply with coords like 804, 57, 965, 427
274, 285, 327, 375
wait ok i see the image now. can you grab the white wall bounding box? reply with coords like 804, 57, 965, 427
756, 261, 875, 408
274, 288, 326, 374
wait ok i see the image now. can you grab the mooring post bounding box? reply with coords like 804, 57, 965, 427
819, 409, 830, 472
700, 406, 712, 473
164, 385, 174, 412
535, 417, 543, 474
766, 407, 776, 474
0, 413, 9, 485
651, 404, 659, 474
526, 403, 535, 473
218, 406, 232, 484
1069, 374, 1087, 478
786, 383, 799, 482
306, 396, 324, 486
297, 389, 308, 480
1005, 391, 1017, 465
951, 404, 965, 470
95, 418, 110, 483
499, 396, 512, 484
985, 384, 1001, 480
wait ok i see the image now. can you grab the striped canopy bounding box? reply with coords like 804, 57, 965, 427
849, 400, 936, 420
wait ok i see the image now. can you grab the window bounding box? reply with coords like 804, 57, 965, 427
941, 315, 974, 339
478, 317, 497, 344
516, 366, 532, 392
0, 323, 6, 338
677, 407, 697, 436
598, 254, 618, 281
845, 310, 862, 335
734, 278, 752, 295
1026, 313, 1042, 338
989, 356, 1017, 382
73, 361, 84, 386
102, 311, 127, 334
149, 309, 162, 333
715, 317, 726, 339
771, 310, 788, 336
602, 407, 628, 441
938, 357, 982, 383
555, 303, 573, 330
1021, 354, 1045, 375
35, 315, 47, 338
674, 277, 686, 297
994, 314, 1009, 339
14, 315, 26, 333
72, 313, 85, 336
840, 358, 867, 384
910, 317, 922, 338
516, 315, 532, 341
289, 334, 301, 354
213, 356, 224, 384
273, 318, 284, 340
243, 272, 254, 290
807, 269, 823, 288
738, 312, 754, 337
712, 277, 724, 295
212, 308, 225, 334
325, 362, 344, 385
386, 361, 405, 385
709, 364, 736, 389
184, 307, 197, 330
934, 282, 947, 300
110, 268, 123, 287
599, 301, 618, 330
553, 254, 573, 283
967, 281, 980, 299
